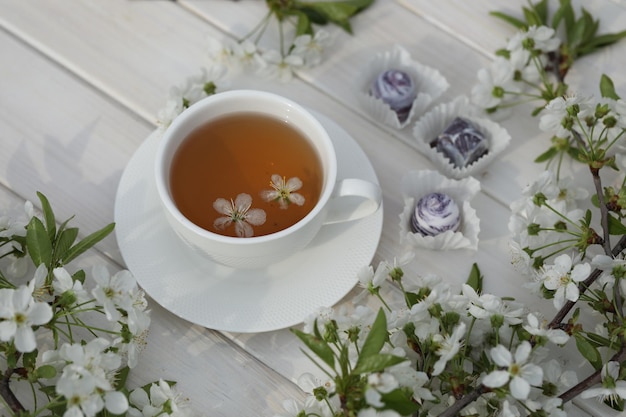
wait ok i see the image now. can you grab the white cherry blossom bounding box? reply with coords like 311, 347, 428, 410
91, 265, 137, 322
471, 57, 519, 109
260, 174, 305, 209
213, 193, 266, 238
291, 30, 332, 66
523, 313, 569, 345
581, 361, 626, 405
0, 281, 53, 352
540, 253, 590, 309
483, 342, 543, 400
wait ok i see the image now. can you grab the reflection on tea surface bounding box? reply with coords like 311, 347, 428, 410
170, 113, 323, 237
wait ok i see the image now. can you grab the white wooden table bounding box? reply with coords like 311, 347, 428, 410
2, 1, 625, 416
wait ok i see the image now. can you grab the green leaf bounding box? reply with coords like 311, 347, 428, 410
466, 263, 483, 293
73, 269, 86, 285
560, 0, 576, 38
291, 328, 335, 368
531, 0, 549, 25
522, 7, 542, 27
36, 364, 57, 379
574, 333, 603, 370
357, 308, 387, 361
579, 31, 626, 56
53, 227, 79, 262
531, 105, 546, 116
580, 9, 599, 43
294, 10, 313, 36
585, 332, 611, 348
379, 388, 421, 415
62, 222, 114, 265
568, 15, 588, 49
534, 147, 559, 163
600, 74, 620, 100
352, 353, 406, 374
489, 11, 527, 29
607, 214, 626, 235
551, 0, 567, 29
26, 217, 53, 267
299, 2, 360, 33
590, 193, 600, 208
23, 350, 38, 369
36, 192, 56, 242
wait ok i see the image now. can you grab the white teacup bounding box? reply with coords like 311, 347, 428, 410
155, 90, 381, 269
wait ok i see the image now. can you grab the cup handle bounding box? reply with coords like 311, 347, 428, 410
323, 178, 382, 225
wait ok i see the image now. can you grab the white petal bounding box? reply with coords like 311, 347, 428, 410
28, 302, 53, 325
482, 370, 510, 388
580, 387, 610, 399
553, 288, 566, 309
14, 325, 37, 353
53, 267, 73, 292
13, 285, 32, 311
554, 254, 572, 271
0, 321, 17, 342
245, 209, 266, 226
547, 329, 569, 344
234, 193, 252, 211
270, 174, 283, 185
510, 376, 531, 400
521, 363, 544, 386
490, 345, 512, 367
526, 313, 539, 328
235, 221, 253, 237
565, 282, 580, 302
260, 189, 279, 202
129, 389, 149, 409
514, 341, 531, 363
289, 193, 306, 206
213, 198, 233, 215
105, 391, 129, 414
213, 216, 232, 230
571, 263, 591, 282
92, 264, 110, 286
286, 177, 303, 191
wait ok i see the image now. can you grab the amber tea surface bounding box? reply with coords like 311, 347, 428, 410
170, 112, 324, 237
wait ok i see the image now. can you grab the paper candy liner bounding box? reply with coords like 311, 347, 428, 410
400, 170, 480, 250
412, 96, 511, 179
357, 45, 449, 129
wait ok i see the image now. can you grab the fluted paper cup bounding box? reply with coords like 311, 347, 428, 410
357, 45, 449, 129
400, 170, 480, 250
412, 96, 511, 179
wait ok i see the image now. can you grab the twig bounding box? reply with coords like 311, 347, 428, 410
0, 368, 24, 414
548, 235, 626, 328
437, 385, 487, 417
559, 342, 626, 402
590, 166, 612, 255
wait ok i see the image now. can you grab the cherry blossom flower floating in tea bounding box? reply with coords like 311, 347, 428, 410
260, 174, 305, 209
212, 193, 266, 237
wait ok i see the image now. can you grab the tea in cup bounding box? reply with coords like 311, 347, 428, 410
154, 90, 381, 269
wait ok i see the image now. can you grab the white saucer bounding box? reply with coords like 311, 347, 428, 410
114, 111, 383, 333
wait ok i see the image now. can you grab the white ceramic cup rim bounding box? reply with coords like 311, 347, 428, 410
154, 90, 338, 246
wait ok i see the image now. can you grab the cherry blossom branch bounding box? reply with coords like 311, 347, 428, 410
438, 385, 487, 417
590, 166, 612, 255
0, 367, 24, 414
559, 342, 626, 402
548, 232, 626, 329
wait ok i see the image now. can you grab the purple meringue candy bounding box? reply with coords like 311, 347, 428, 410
431, 117, 488, 169
411, 192, 461, 237
370, 69, 416, 122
